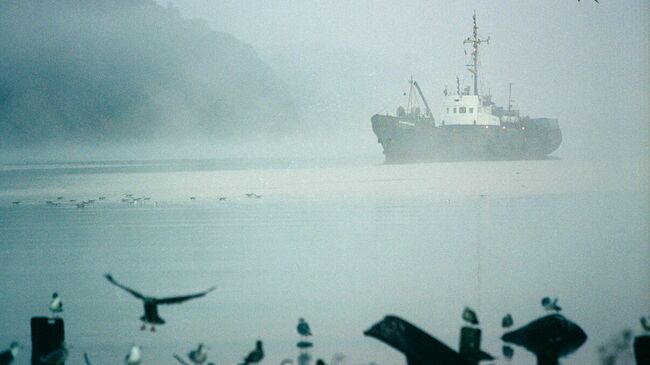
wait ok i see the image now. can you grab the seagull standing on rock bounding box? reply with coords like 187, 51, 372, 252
240, 341, 264, 365
462, 307, 479, 326
541, 297, 562, 312
0, 342, 21, 365
49, 292, 63, 317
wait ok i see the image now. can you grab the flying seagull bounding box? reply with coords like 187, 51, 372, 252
240, 341, 264, 365
104, 273, 216, 331
188, 343, 208, 364
462, 307, 479, 325
541, 297, 562, 312
49, 292, 63, 316
297, 318, 312, 337
0, 342, 21, 365
125, 345, 141, 365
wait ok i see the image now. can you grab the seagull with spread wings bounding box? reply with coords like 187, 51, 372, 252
104, 273, 215, 332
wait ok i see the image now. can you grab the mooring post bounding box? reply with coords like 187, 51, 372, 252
634, 335, 650, 365
30, 317, 65, 365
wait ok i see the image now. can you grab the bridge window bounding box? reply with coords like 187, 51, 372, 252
459, 107, 467, 113
453, 108, 457, 113
447, 108, 449, 114
469, 108, 474, 113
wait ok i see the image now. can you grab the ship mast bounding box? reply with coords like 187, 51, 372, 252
463, 11, 489, 96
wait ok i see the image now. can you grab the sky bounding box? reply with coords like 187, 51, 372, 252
158, 0, 649, 160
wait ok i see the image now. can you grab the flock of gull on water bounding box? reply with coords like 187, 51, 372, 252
9, 192, 264, 209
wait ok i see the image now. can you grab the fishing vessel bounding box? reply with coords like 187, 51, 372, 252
371, 12, 562, 162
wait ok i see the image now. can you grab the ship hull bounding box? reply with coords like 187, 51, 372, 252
371, 115, 562, 162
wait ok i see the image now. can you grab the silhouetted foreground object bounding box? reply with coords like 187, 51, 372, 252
541, 297, 561, 313
0, 342, 21, 365
462, 308, 479, 326
297, 318, 313, 337
31, 317, 64, 365
240, 340, 264, 365
364, 315, 475, 365
501, 314, 587, 365
502, 345, 514, 360
187, 343, 208, 365
104, 273, 215, 331
296, 341, 313, 349
634, 335, 650, 365
502, 314, 514, 329
459, 327, 494, 364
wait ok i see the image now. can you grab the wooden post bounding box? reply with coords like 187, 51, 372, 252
634, 335, 650, 365
30, 317, 64, 365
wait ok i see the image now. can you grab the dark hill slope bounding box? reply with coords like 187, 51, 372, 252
0, 0, 296, 146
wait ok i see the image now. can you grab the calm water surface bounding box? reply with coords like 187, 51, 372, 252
0, 159, 648, 365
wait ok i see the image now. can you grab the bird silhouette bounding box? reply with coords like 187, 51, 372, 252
297, 318, 312, 337
462, 307, 479, 325
0, 342, 21, 365
49, 292, 63, 316
104, 273, 215, 331
541, 297, 562, 312
188, 343, 208, 364
240, 341, 264, 365
502, 313, 514, 329
125, 345, 141, 365
39, 343, 68, 365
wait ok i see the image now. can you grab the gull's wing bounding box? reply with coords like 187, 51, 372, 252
156, 286, 216, 305
104, 274, 147, 300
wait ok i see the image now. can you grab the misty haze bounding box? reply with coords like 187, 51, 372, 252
0, 1, 648, 365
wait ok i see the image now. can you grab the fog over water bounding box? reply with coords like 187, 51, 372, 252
0, 1, 648, 365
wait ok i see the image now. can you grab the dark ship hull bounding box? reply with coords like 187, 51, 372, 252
372, 114, 562, 163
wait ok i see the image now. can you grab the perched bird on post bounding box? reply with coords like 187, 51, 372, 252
188, 343, 208, 364
125, 345, 141, 365
49, 292, 63, 316
502, 313, 514, 329
297, 318, 312, 337
0, 342, 21, 365
541, 297, 562, 312
240, 341, 264, 365
104, 273, 215, 332
462, 307, 479, 325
